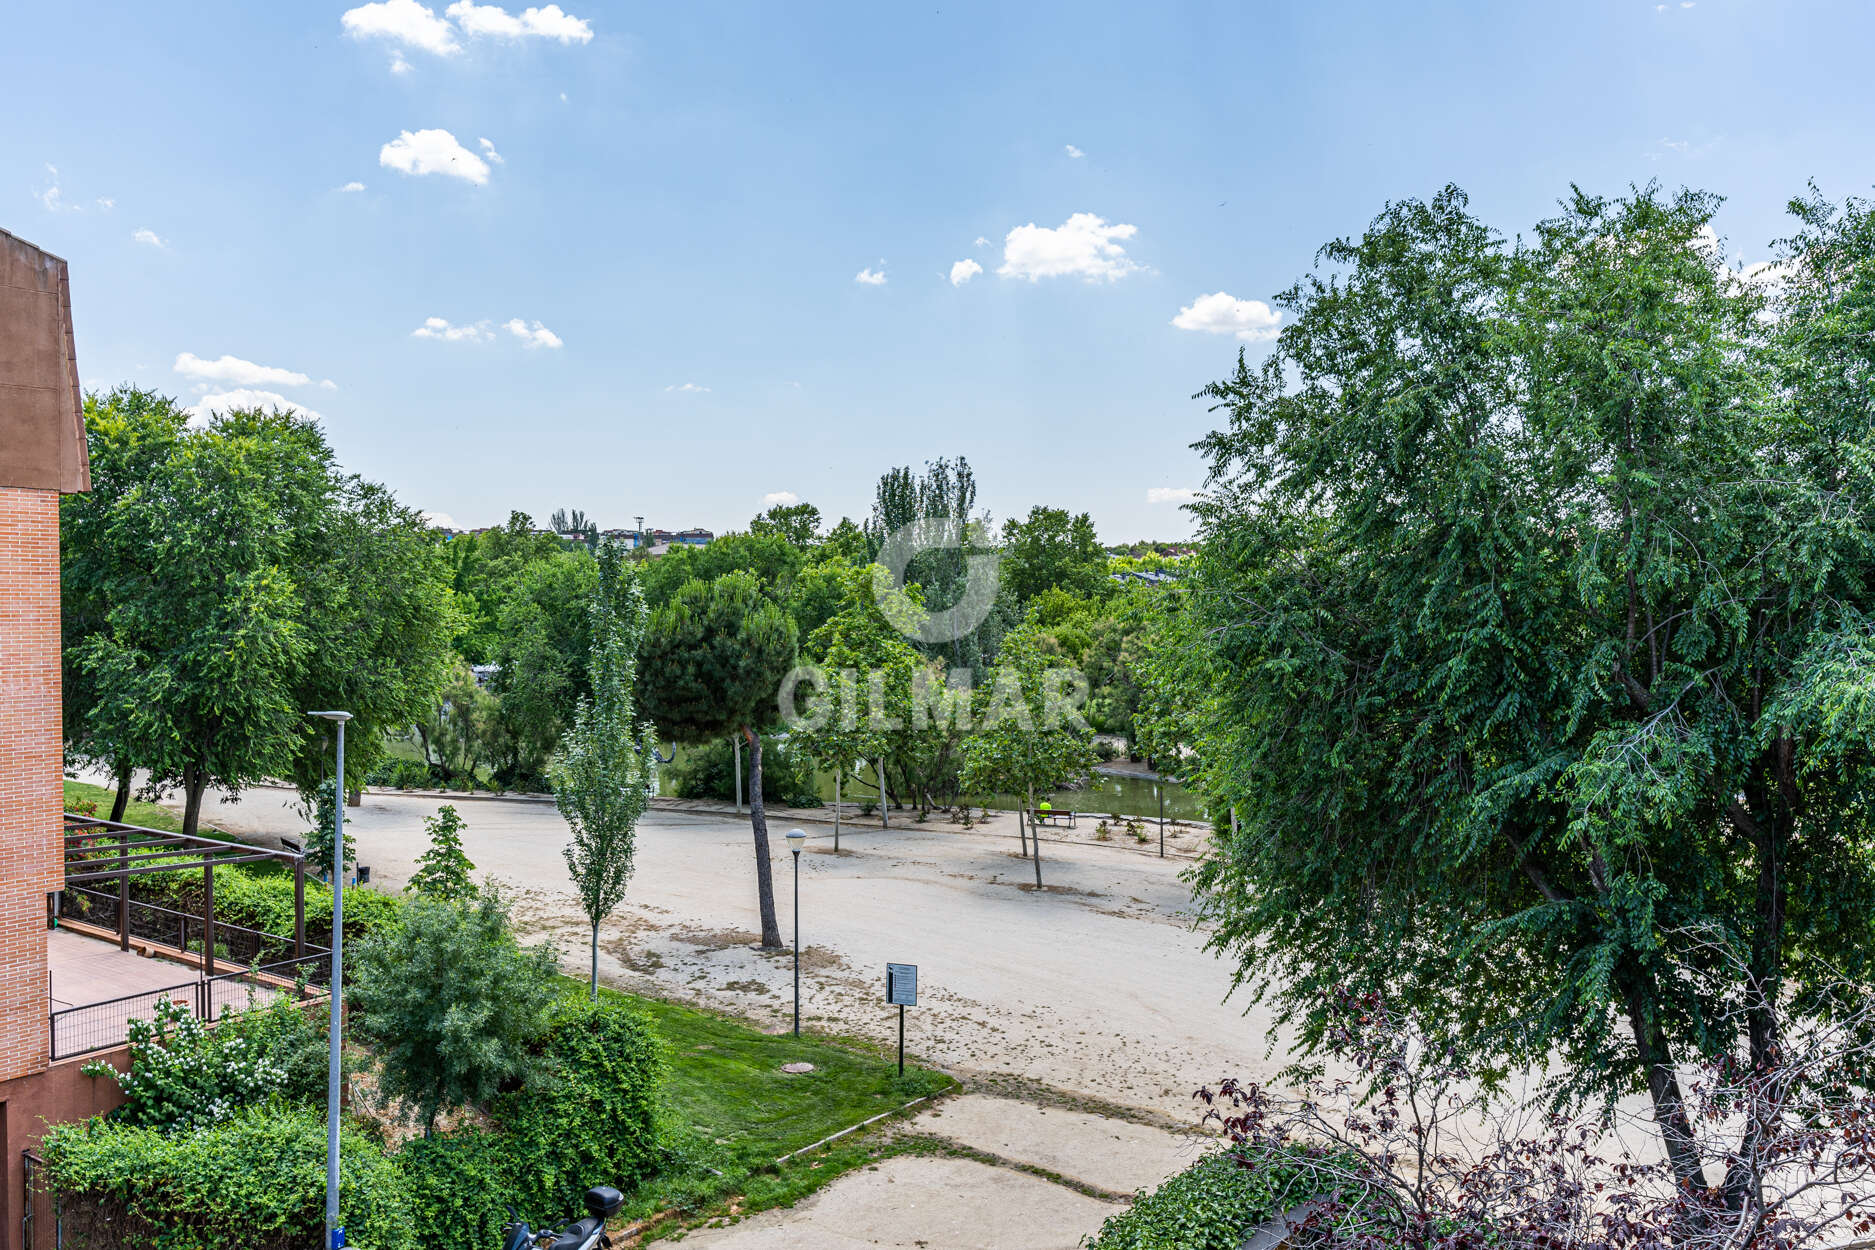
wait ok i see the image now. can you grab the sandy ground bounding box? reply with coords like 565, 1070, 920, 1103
181, 782, 1288, 1119
676, 1155, 1121, 1249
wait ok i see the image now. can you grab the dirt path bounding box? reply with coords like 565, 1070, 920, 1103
184, 782, 1288, 1119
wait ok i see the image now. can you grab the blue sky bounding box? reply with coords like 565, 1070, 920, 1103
5, 1, 1869, 540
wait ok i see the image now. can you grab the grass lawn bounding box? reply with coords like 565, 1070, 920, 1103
63, 778, 186, 833
587, 982, 955, 1236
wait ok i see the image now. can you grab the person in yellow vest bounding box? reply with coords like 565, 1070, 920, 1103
1038, 800, 1053, 823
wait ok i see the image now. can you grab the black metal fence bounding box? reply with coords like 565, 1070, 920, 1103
47, 885, 328, 1061
57, 887, 325, 980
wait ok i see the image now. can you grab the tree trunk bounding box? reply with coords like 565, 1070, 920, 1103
590, 920, 600, 1001
181, 765, 208, 838
746, 728, 783, 948
1623, 977, 1705, 1192
109, 757, 131, 822
1028, 781, 1042, 888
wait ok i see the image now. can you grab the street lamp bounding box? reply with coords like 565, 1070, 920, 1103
786, 828, 806, 1036
307, 710, 352, 1250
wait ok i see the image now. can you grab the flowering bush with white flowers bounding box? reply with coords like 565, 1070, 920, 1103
84, 992, 327, 1133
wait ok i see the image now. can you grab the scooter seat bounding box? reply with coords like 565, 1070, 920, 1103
546, 1216, 603, 1249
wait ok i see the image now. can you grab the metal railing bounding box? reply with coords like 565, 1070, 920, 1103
48, 952, 324, 1062
22, 1149, 59, 1250
57, 886, 329, 982
48, 883, 329, 1061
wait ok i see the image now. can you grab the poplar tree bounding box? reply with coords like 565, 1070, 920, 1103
553, 542, 656, 998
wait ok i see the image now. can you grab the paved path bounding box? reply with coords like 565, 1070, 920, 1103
676, 1155, 1121, 1250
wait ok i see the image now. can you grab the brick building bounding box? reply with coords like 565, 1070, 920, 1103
0, 228, 119, 1249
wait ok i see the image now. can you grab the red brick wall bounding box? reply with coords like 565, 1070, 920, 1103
0, 486, 61, 1083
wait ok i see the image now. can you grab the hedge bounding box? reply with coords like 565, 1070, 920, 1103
1086, 1147, 1317, 1250
38, 1106, 415, 1250
397, 994, 667, 1248
75, 860, 405, 950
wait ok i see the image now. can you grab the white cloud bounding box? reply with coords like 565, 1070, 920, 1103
664, 382, 710, 393
320, 379, 339, 390
760, 491, 800, 508
95, 197, 114, 211
854, 266, 887, 286
422, 510, 458, 529
37, 165, 68, 213
1171, 291, 1282, 342
338, 181, 367, 193
974, 236, 990, 248
504, 318, 562, 348
997, 213, 1139, 282
949, 258, 983, 287
478, 137, 504, 164
446, 2, 593, 42
341, 0, 460, 55
1147, 487, 1201, 504
185, 389, 324, 427
559, 91, 568, 102
1064, 144, 1084, 159
132, 228, 168, 249
379, 129, 491, 184
390, 50, 414, 74
412, 316, 493, 342
174, 352, 311, 388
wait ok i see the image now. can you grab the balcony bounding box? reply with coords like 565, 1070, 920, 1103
49, 814, 328, 1060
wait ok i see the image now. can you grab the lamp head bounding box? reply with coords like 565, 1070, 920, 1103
785, 828, 807, 856
307, 710, 353, 723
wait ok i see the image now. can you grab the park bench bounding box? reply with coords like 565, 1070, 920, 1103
1031, 808, 1077, 828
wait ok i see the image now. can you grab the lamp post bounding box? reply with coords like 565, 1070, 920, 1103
1156, 782, 1165, 859
786, 828, 806, 1035
307, 710, 352, 1250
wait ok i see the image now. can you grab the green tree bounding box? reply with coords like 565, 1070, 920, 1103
960, 622, 1098, 884
60, 387, 186, 822
749, 500, 823, 547
407, 804, 477, 903
553, 542, 656, 999
412, 662, 500, 788
638, 572, 798, 947
1171, 182, 1875, 1193
1000, 505, 1108, 605
62, 398, 458, 835
349, 890, 559, 1134
489, 547, 597, 788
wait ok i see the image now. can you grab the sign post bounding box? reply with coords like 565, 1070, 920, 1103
885, 962, 917, 1076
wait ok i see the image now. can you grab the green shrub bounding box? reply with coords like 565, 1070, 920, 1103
369, 758, 437, 790
350, 891, 559, 1133
39, 1105, 414, 1250
395, 995, 666, 1248
82, 994, 326, 1132
1086, 1148, 1315, 1250
104, 862, 405, 951
669, 736, 822, 807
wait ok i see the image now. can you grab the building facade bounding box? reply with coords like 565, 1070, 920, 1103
0, 228, 120, 1250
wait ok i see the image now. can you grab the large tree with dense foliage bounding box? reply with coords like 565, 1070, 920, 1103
637, 571, 798, 947
1000, 505, 1108, 605
553, 541, 657, 998
1168, 182, 1875, 1194
61, 395, 458, 834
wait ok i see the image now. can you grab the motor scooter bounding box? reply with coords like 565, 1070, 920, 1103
500, 1185, 624, 1250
